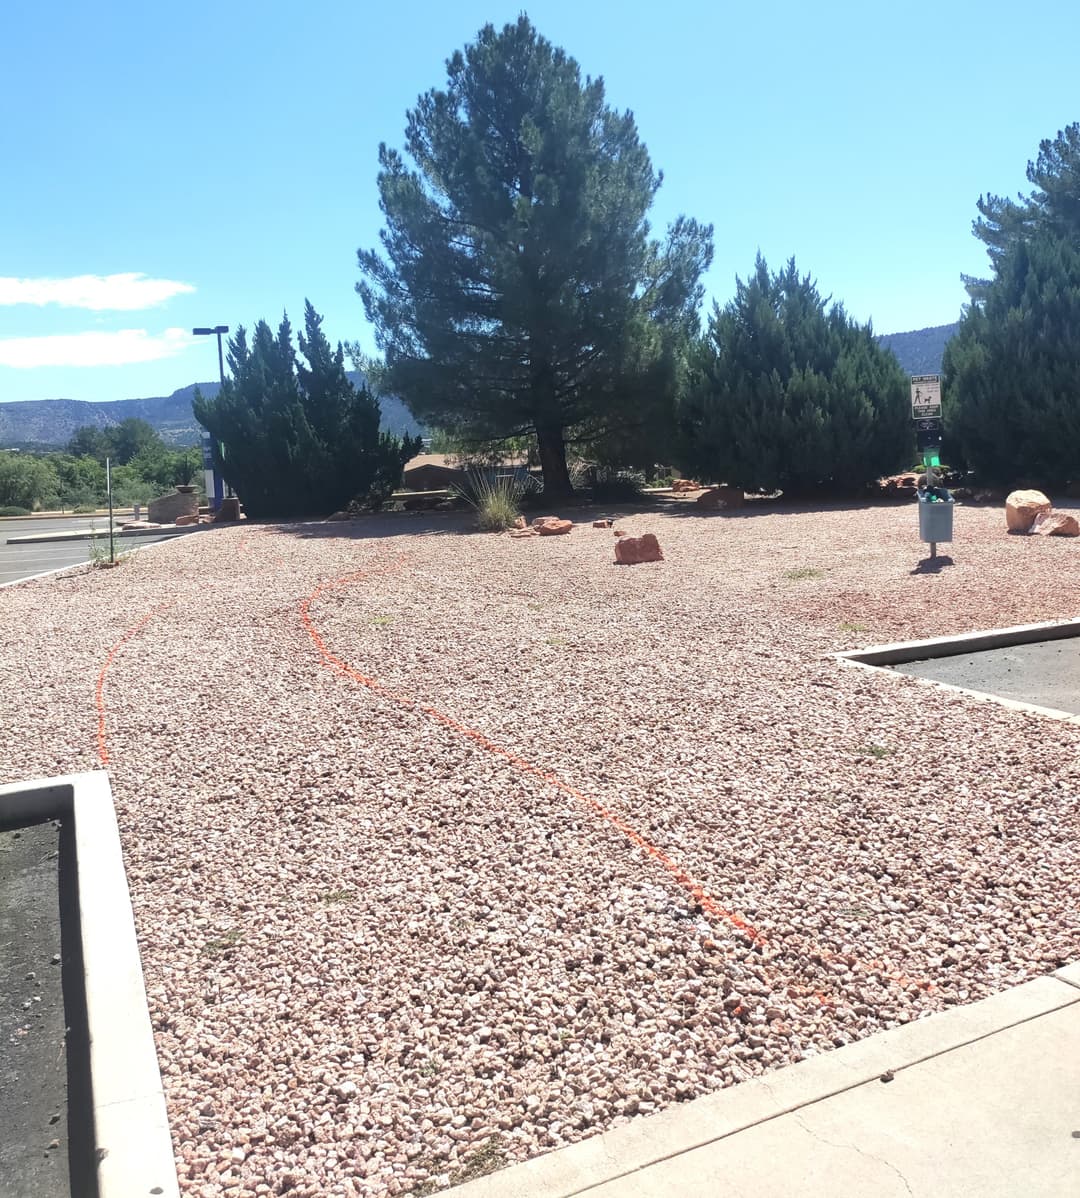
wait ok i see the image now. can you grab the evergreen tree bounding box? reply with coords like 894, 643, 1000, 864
357, 15, 712, 497
945, 231, 1080, 488
678, 256, 910, 495
963, 123, 1080, 302
193, 302, 419, 519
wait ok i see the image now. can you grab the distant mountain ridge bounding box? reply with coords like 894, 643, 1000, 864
877, 322, 959, 376
0, 374, 425, 450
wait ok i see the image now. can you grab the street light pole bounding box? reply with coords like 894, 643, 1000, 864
192, 325, 229, 390
193, 325, 231, 507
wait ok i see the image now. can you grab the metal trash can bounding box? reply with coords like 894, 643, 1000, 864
918, 495, 954, 543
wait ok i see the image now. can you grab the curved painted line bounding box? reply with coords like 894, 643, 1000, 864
299, 565, 765, 949
95, 606, 170, 765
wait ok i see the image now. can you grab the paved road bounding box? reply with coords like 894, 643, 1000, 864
0, 516, 177, 587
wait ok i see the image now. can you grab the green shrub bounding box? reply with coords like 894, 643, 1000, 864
453, 470, 525, 531
0, 505, 31, 516
678, 255, 911, 495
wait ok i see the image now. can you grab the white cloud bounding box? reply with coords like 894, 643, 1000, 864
0, 273, 195, 311
0, 328, 193, 368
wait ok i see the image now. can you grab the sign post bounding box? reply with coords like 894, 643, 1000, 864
910, 375, 951, 559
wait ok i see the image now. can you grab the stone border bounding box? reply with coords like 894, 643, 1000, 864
446, 968, 1080, 1196
0, 772, 179, 1198
834, 617, 1080, 724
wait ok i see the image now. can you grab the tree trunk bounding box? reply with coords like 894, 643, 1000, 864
535, 423, 574, 500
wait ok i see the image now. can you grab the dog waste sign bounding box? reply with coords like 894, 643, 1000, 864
911, 374, 942, 420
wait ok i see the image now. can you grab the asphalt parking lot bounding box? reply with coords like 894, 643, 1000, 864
0, 516, 179, 587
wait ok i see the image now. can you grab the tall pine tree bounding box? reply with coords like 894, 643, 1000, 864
963, 123, 1080, 302
357, 16, 712, 498
194, 302, 419, 519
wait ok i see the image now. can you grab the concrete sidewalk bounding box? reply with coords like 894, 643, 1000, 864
450, 965, 1080, 1197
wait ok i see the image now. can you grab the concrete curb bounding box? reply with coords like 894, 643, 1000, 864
6, 523, 205, 545
0, 528, 193, 590
0, 772, 179, 1198
447, 971, 1080, 1197
834, 619, 1080, 725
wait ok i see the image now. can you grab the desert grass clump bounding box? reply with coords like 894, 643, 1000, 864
454, 470, 525, 531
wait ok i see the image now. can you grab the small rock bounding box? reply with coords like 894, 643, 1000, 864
536, 519, 573, 536
1032, 511, 1080, 537
592, 519, 613, 529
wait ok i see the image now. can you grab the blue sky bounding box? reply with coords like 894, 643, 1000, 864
1, 0, 1076, 404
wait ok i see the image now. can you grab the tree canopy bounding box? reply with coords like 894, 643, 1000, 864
963, 123, 1080, 302
193, 302, 419, 519
358, 15, 712, 496
945, 230, 1080, 488
677, 256, 911, 495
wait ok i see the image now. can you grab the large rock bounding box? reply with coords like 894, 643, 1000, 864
614, 532, 663, 565
147, 489, 199, 525
536, 518, 573, 536
1005, 489, 1052, 532
1033, 511, 1080, 537
696, 485, 744, 510
672, 478, 701, 493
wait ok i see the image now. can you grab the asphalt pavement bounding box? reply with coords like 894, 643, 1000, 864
0, 516, 177, 587
893, 636, 1080, 716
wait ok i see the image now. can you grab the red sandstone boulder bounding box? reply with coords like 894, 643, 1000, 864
614, 533, 663, 564
175, 514, 199, 526
696, 485, 744, 510
536, 518, 573, 535
1005, 489, 1051, 532
509, 527, 538, 538
672, 479, 701, 493
1032, 511, 1080, 537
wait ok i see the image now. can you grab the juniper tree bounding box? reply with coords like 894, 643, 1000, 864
946, 231, 1080, 488
194, 302, 419, 518
678, 256, 910, 495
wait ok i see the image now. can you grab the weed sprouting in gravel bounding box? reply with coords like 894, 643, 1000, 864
320, 888, 356, 905
783, 566, 825, 581
839, 620, 870, 633
856, 743, 892, 759
201, 928, 244, 957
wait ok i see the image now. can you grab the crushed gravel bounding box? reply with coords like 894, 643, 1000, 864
1, 500, 1079, 1197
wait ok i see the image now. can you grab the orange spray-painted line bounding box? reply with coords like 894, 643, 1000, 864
301, 563, 937, 1004
95, 606, 171, 765
299, 566, 764, 950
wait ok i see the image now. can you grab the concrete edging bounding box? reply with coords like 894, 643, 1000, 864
446, 971, 1080, 1197
0, 772, 179, 1198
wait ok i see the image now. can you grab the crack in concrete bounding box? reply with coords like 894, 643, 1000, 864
790, 1110, 915, 1198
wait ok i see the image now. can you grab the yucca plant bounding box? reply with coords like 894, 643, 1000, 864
453, 470, 525, 531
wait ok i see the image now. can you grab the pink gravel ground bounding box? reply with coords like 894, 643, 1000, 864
2, 501, 1079, 1197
